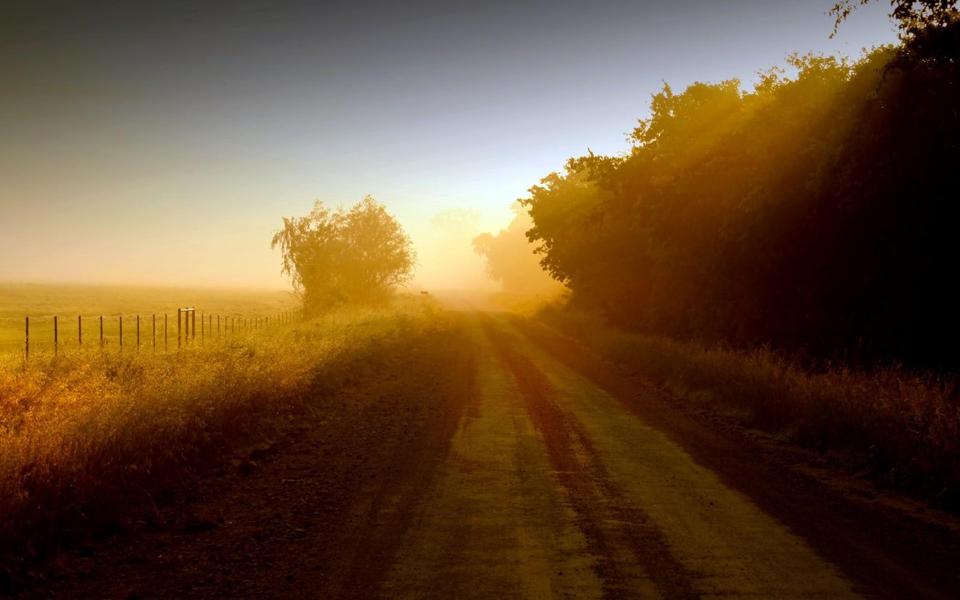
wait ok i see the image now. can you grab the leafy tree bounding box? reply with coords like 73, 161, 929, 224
472, 203, 564, 295
521, 22, 960, 367
831, 0, 959, 38
272, 197, 415, 314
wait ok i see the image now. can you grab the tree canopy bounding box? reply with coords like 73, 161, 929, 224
521, 14, 960, 367
272, 197, 415, 314
832, 0, 959, 39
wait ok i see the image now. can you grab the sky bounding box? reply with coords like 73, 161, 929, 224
0, 0, 898, 290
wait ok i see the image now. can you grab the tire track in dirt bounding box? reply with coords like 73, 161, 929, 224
377, 314, 607, 599
482, 315, 698, 599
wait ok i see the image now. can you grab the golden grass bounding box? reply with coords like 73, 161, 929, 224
0, 282, 300, 353
0, 297, 454, 578
538, 307, 960, 508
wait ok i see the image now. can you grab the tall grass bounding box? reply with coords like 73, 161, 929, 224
538, 307, 960, 508
0, 298, 453, 583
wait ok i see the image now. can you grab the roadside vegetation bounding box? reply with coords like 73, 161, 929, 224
537, 306, 960, 508
0, 196, 455, 590
0, 297, 463, 588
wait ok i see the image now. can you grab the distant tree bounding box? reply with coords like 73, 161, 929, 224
272, 197, 415, 314
472, 203, 564, 295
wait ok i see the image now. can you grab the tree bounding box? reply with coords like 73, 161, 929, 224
521, 36, 960, 367
831, 0, 959, 39
272, 196, 415, 314
472, 203, 564, 295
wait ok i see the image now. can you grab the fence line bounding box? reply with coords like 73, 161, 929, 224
12, 306, 304, 362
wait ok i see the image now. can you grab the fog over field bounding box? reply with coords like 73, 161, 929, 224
1, 1, 895, 290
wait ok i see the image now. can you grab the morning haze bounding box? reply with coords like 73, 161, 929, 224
8, 2, 960, 597
1, 0, 894, 289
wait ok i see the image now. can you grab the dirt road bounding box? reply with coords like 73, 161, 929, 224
27, 311, 960, 598
378, 314, 854, 599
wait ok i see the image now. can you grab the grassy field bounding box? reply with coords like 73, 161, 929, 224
0, 283, 300, 354
0, 295, 465, 585
536, 306, 960, 509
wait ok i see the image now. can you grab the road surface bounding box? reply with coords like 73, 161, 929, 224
379, 314, 857, 598
29, 311, 960, 598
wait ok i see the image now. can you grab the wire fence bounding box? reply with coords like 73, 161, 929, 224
1, 307, 303, 361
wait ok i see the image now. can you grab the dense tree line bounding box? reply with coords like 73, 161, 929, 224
517, 2, 960, 367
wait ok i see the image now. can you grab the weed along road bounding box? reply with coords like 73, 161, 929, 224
33, 311, 960, 599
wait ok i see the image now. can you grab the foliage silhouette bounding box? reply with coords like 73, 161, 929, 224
273, 197, 415, 315
521, 12, 960, 367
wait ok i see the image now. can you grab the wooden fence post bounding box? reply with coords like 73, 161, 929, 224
54, 315, 59, 356
177, 309, 182, 350
24, 316, 29, 362
78, 315, 82, 347
136, 315, 141, 351
164, 314, 168, 351
99, 316, 104, 348
119, 316, 123, 350
153, 314, 156, 351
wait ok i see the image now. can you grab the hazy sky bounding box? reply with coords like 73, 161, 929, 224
0, 0, 897, 290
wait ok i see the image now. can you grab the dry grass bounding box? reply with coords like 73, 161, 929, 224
539, 306, 960, 508
0, 282, 300, 353
0, 297, 454, 582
